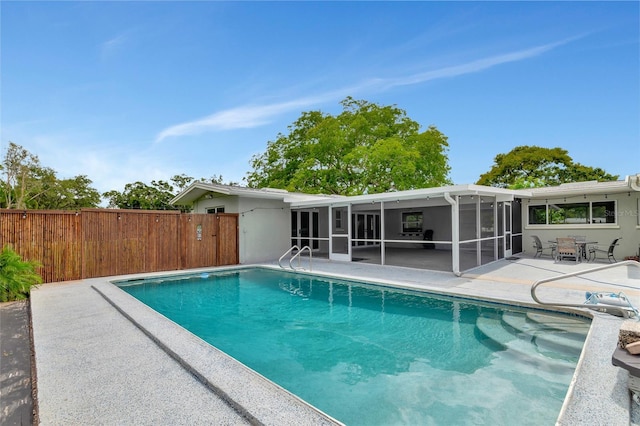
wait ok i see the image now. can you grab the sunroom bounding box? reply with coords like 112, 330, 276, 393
289, 185, 528, 275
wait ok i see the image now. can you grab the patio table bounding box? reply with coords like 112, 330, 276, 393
549, 240, 598, 261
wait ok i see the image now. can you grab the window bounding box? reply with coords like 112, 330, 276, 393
591, 201, 615, 224
528, 205, 547, 225
528, 200, 616, 225
334, 209, 343, 230
549, 203, 588, 224
206, 206, 225, 214
402, 212, 423, 233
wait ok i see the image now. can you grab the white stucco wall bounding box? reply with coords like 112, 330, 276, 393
192, 193, 239, 213
236, 197, 291, 264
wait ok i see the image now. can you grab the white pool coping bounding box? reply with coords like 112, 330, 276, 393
31, 257, 637, 425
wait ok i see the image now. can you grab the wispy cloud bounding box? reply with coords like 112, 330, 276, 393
155, 37, 578, 143
100, 32, 129, 60
154, 95, 337, 143
376, 37, 578, 90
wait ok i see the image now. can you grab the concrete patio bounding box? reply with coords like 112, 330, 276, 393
28, 255, 640, 425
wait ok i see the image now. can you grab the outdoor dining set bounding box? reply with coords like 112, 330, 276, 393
531, 235, 622, 264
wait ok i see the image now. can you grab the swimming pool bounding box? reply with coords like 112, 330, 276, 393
115, 267, 590, 425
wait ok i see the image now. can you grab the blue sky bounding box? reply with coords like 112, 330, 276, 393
2, 1, 639, 197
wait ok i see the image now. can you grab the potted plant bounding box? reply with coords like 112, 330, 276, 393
0, 245, 42, 302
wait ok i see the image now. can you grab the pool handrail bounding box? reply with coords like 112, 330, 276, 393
289, 245, 312, 271
278, 245, 299, 269
530, 260, 640, 318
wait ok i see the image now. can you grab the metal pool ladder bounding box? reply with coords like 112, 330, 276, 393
530, 260, 640, 318
278, 245, 313, 271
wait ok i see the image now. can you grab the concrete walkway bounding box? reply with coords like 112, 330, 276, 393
29, 257, 640, 425
30, 281, 252, 425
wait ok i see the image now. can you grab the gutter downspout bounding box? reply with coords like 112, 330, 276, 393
444, 192, 461, 276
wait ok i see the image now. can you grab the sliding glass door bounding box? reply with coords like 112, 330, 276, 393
291, 210, 319, 250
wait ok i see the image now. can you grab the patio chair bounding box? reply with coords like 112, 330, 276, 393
531, 235, 555, 258
555, 237, 580, 263
422, 229, 435, 249
588, 237, 621, 263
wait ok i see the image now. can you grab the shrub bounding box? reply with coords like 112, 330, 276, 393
0, 245, 43, 302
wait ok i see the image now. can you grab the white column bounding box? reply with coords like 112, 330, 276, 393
476, 196, 482, 267
444, 192, 460, 275
328, 205, 333, 255
380, 201, 385, 265
347, 203, 352, 259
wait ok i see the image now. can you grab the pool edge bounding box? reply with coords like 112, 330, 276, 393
92, 278, 343, 426
100, 263, 631, 425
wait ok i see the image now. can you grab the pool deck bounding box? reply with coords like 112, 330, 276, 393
29, 256, 640, 425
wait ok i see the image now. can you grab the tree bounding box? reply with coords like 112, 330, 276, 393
476, 145, 618, 188
102, 174, 236, 211
1, 142, 41, 209
246, 97, 451, 195
103, 180, 178, 210
1, 142, 101, 209
170, 174, 195, 193
35, 175, 102, 210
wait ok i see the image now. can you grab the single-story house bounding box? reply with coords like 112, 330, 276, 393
171, 173, 640, 275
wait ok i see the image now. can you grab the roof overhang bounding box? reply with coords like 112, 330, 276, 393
172, 174, 639, 209
289, 184, 532, 208
528, 174, 640, 199
170, 182, 229, 205
170, 181, 344, 206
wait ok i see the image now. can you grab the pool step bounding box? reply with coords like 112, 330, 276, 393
526, 312, 592, 335
501, 312, 587, 358
475, 311, 589, 373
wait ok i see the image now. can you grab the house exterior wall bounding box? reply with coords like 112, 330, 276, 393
192, 193, 239, 213
237, 197, 291, 264
522, 193, 640, 260
177, 178, 639, 269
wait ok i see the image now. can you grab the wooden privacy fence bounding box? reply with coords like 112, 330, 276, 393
0, 208, 239, 283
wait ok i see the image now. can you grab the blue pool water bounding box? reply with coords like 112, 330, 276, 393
116, 268, 590, 425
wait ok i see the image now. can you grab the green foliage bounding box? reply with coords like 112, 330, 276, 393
477, 145, 618, 188
1, 142, 39, 209
103, 180, 178, 210
1, 142, 101, 209
102, 174, 236, 211
170, 174, 195, 193
0, 245, 42, 302
32, 175, 102, 209
246, 97, 451, 195
0, 143, 237, 211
